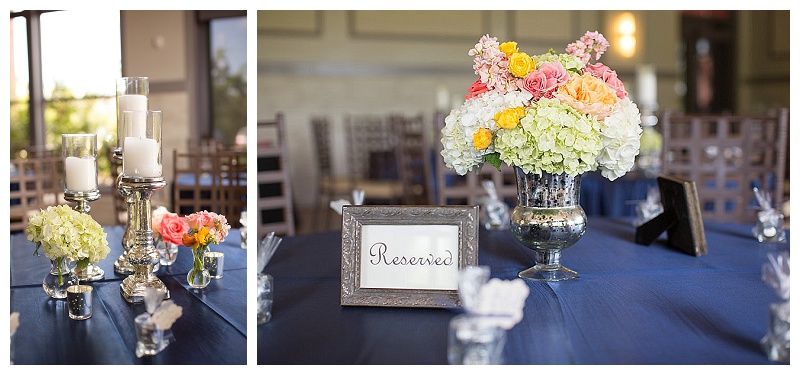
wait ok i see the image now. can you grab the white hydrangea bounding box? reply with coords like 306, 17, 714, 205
440, 90, 533, 175
596, 98, 642, 180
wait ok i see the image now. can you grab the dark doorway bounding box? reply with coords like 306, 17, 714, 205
680, 10, 736, 114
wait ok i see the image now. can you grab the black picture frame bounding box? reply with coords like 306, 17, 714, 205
635, 174, 708, 256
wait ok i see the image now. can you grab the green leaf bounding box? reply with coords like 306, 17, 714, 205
485, 152, 503, 172
76, 258, 90, 270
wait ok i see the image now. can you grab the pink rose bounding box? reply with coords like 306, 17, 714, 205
585, 63, 627, 99
187, 211, 214, 231
522, 71, 554, 100
538, 61, 569, 86
160, 213, 189, 245
522, 62, 569, 100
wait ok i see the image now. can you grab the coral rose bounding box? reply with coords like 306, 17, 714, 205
159, 213, 189, 245
465, 79, 490, 100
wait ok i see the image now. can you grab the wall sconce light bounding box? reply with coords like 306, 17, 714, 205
616, 12, 636, 58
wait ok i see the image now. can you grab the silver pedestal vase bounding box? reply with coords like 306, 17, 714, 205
510, 167, 586, 282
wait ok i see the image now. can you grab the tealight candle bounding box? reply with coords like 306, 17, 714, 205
65, 156, 97, 192
123, 137, 161, 177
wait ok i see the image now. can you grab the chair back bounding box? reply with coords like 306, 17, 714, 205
660, 108, 788, 223
391, 113, 434, 205
433, 111, 517, 206
257, 113, 296, 237
172, 148, 247, 228
10, 155, 66, 232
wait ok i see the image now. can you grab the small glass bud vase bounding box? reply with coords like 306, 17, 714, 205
43, 257, 79, 299
121, 110, 163, 178
187, 247, 211, 289
155, 237, 179, 266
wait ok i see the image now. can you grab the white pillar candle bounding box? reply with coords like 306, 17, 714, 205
636, 64, 657, 107
123, 137, 161, 177
65, 156, 97, 192
119, 94, 148, 138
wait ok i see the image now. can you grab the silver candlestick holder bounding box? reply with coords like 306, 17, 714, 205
113, 151, 137, 275
65, 190, 106, 281
118, 175, 170, 303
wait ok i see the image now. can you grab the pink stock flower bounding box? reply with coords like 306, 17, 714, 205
185, 210, 231, 245
585, 63, 628, 99
566, 31, 609, 63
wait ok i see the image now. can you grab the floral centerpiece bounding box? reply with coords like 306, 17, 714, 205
181, 210, 231, 288
441, 31, 642, 180
441, 32, 643, 282
26, 205, 111, 297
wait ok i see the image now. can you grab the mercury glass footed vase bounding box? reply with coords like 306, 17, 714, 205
511, 167, 586, 282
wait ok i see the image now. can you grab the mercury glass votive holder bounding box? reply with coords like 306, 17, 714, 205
204, 251, 225, 279
67, 285, 93, 320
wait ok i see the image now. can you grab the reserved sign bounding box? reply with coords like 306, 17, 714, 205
340, 205, 479, 308
360, 225, 459, 290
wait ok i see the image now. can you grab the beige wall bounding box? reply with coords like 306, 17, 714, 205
121, 10, 197, 207
257, 10, 789, 210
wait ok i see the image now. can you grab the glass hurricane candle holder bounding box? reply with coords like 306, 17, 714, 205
62, 134, 104, 281
121, 110, 163, 178
62, 134, 99, 196
116, 77, 149, 155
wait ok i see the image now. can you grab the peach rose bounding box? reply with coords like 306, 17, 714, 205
555, 73, 619, 119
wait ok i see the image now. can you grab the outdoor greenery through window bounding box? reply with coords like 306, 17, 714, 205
209, 15, 247, 147
10, 10, 120, 184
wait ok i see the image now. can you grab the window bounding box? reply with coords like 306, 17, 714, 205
10, 10, 120, 182
196, 11, 247, 148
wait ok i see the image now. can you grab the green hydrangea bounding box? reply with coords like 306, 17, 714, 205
27, 205, 111, 268
494, 97, 602, 176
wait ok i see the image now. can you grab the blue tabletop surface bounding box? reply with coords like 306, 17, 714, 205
10, 226, 247, 365
258, 217, 790, 365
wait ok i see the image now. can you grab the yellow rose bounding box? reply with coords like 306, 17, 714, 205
508, 52, 534, 78
473, 128, 493, 150
499, 41, 518, 58
494, 107, 524, 130
556, 73, 619, 119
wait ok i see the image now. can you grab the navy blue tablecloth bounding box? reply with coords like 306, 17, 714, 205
258, 218, 789, 365
10, 226, 247, 365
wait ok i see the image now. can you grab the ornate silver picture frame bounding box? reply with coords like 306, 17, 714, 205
340, 205, 479, 308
